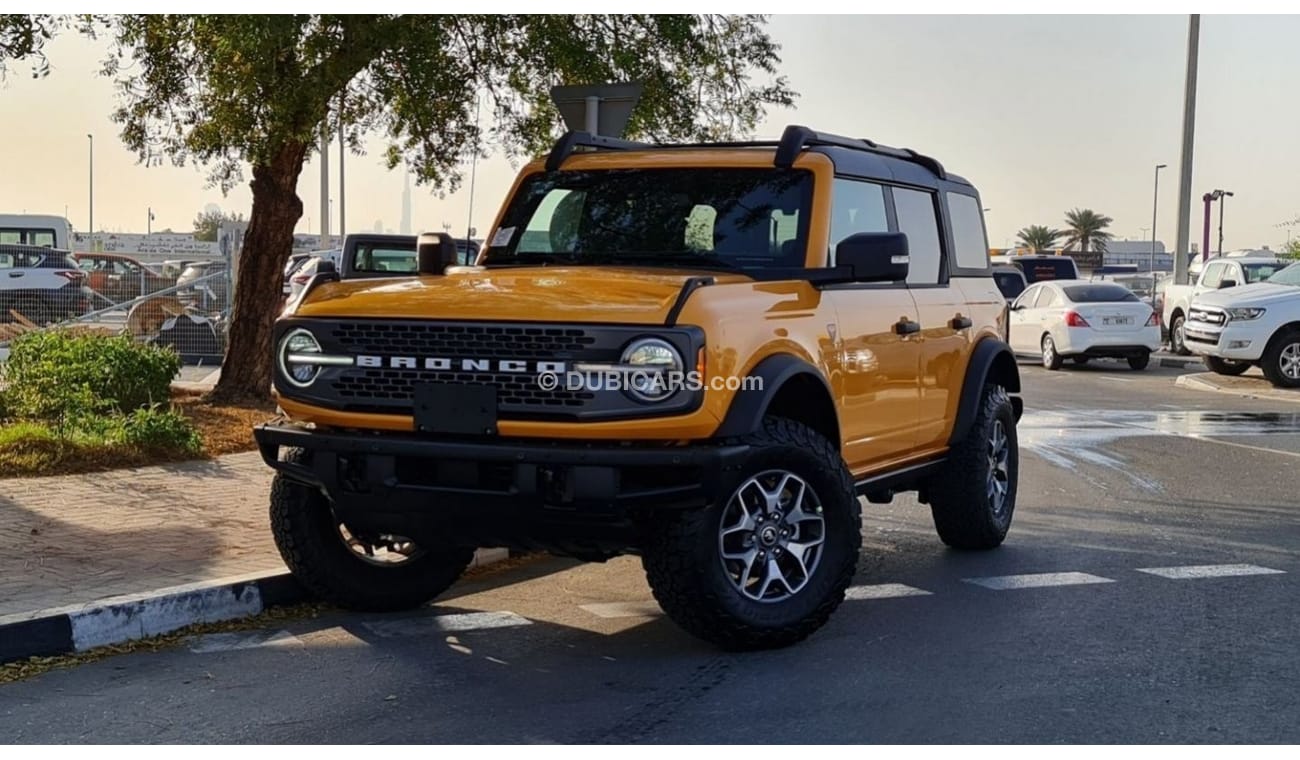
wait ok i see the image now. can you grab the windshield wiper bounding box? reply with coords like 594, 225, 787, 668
594, 252, 746, 273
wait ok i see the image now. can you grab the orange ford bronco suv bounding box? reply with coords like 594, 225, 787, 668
254, 125, 1023, 650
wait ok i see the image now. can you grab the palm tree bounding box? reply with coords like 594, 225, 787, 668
1015, 225, 1062, 253
1062, 208, 1114, 254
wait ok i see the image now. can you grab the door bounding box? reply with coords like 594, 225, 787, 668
824, 177, 922, 468
893, 186, 970, 450
1008, 284, 1043, 352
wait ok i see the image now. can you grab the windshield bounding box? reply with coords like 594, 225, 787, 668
1015, 258, 1079, 283
1267, 262, 1300, 286
1111, 275, 1154, 296
483, 168, 814, 271
1242, 262, 1287, 283
1063, 284, 1140, 303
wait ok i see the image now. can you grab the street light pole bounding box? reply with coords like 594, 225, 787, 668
1216, 189, 1233, 255
1173, 15, 1200, 286
87, 134, 94, 250
1151, 163, 1166, 273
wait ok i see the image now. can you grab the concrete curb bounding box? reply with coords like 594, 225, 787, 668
1174, 372, 1300, 404
1158, 354, 1204, 369
0, 548, 510, 665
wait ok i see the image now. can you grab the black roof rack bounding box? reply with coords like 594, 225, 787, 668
545, 132, 650, 171
543, 125, 947, 180
774, 125, 946, 179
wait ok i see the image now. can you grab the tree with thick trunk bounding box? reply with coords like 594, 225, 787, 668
72, 14, 796, 402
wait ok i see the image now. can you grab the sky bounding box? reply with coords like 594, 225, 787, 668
1, 14, 1298, 252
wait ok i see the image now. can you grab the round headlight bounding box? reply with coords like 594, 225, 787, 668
621, 338, 683, 402
278, 328, 322, 387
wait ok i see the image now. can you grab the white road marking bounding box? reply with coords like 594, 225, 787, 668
189, 630, 302, 654
844, 583, 933, 600
1098, 376, 1134, 383
964, 572, 1115, 590
1136, 564, 1286, 579
580, 601, 664, 619
362, 611, 531, 637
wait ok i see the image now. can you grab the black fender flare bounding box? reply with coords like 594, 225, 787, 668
949, 337, 1022, 446
714, 354, 835, 439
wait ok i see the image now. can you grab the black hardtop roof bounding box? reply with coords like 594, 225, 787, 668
545, 124, 973, 191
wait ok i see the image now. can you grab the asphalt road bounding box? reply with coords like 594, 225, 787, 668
3, 357, 1298, 743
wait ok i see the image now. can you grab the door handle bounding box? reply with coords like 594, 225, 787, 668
950, 315, 973, 330
8, 272, 22, 278
894, 319, 921, 336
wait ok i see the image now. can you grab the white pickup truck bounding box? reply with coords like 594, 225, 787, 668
1163, 254, 1288, 354
1183, 260, 1300, 387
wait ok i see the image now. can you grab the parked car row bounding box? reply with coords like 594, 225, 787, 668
0, 244, 94, 324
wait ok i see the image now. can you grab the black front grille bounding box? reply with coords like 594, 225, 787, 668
333, 368, 594, 408
277, 318, 704, 422
328, 322, 597, 358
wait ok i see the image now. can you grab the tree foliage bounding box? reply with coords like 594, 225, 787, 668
192, 208, 246, 242
1062, 208, 1114, 255
1015, 225, 1062, 253
0, 14, 59, 78
87, 14, 795, 401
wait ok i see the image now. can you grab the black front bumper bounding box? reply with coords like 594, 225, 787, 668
254, 423, 750, 553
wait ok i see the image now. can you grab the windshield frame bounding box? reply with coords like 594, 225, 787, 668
482, 167, 816, 272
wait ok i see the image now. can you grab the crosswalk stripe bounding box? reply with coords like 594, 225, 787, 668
362, 611, 531, 637
580, 602, 664, 619
963, 572, 1115, 590
844, 583, 932, 600
1136, 564, 1286, 579
189, 630, 302, 653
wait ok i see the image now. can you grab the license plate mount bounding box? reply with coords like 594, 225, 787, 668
413, 383, 498, 435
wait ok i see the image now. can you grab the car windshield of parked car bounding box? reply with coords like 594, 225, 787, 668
483, 168, 814, 272
1111, 275, 1154, 297
351, 244, 417, 274
1242, 262, 1288, 283
1063, 284, 1140, 303
1266, 263, 1300, 286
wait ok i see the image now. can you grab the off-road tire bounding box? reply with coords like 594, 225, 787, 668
1041, 334, 1063, 370
1204, 355, 1250, 376
1170, 312, 1190, 355
1128, 352, 1151, 371
1261, 328, 1300, 389
269, 448, 474, 612
927, 384, 1018, 550
641, 417, 860, 651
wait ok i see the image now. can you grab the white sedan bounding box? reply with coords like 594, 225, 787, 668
1009, 280, 1162, 370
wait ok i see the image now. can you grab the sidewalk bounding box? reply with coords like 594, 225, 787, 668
0, 452, 281, 619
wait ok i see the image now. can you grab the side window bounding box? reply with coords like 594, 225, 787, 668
946, 192, 990, 271
1039, 288, 1062, 308
1200, 263, 1223, 288
892, 187, 942, 285
1014, 285, 1040, 310
828, 178, 888, 264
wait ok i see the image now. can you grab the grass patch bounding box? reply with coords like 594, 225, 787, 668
0, 393, 275, 478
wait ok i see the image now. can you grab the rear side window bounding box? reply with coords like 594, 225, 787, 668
1032, 287, 1057, 308
892, 187, 942, 285
1062, 284, 1139, 303
945, 192, 989, 270
0, 228, 56, 247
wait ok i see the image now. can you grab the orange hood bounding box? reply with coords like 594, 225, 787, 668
293, 267, 753, 324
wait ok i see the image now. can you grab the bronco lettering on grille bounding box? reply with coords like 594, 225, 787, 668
356, 355, 568, 373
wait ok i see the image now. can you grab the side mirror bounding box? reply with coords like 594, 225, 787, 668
417, 232, 459, 275
835, 232, 909, 283
1219, 278, 1237, 289
315, 259, 337, 276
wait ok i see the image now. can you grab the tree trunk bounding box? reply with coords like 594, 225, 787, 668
207, 141, 309, 405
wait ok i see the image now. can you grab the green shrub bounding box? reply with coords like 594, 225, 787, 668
0, 330, 180, 421
119, 406, 202, 455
